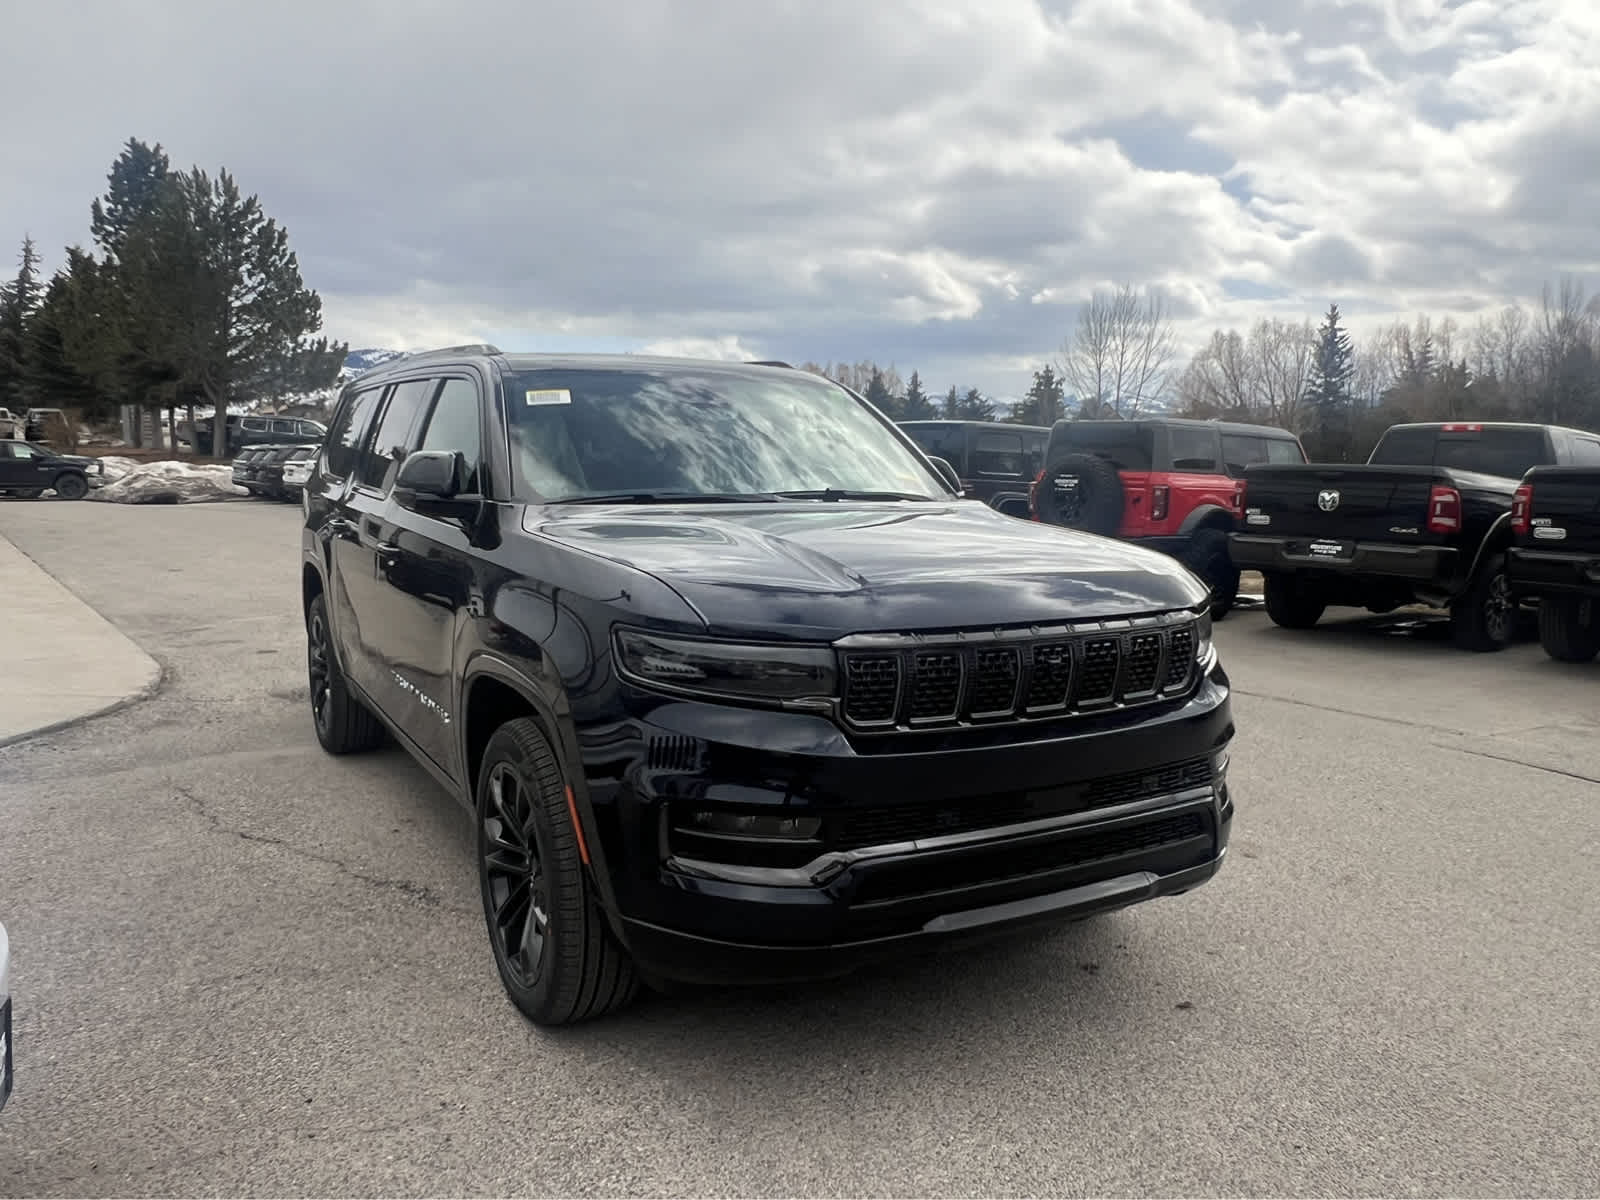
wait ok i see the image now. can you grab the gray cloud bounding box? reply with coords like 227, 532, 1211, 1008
2, 0, 1595, 399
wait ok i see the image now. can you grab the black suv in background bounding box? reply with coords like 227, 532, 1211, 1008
899, 420, 1050, 516
301, 348, 1235, 1025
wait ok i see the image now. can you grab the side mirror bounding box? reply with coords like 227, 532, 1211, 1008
928, 456, 963, 496
393, 450, 482, 521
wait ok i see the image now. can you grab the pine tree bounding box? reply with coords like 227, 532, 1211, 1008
0, 236, 44, 410
863, 365, 898, 418
942, 384, 959, 419
1304, 302, 1356, 460
91, 138, 172, 260
116, 165, 338, 457
959, 386, 996, 421
1013, 365, 1065, 425
902, 370, 935, 419
24, 269, 107, 420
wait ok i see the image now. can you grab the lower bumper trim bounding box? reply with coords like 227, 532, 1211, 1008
621, 853, 1224, 987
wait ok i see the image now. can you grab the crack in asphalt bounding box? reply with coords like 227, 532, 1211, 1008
176, 785, 444, 908
1430, 743, 1600, 787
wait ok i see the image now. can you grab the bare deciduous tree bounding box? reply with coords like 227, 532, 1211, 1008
1174, 318, 1315, 431
1058, 283, 1176, 418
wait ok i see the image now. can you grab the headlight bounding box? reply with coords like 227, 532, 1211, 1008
614, 628, 837, 705
1195, 609, 1214, 664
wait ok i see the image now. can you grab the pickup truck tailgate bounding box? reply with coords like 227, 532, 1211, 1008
1241, 465, 1444, 543
1525, 468, 1600, 550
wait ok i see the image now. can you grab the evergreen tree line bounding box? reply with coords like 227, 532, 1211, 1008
797, 360, 1070, 427
0, 137, 345, 454
1176, 278, 1600, 461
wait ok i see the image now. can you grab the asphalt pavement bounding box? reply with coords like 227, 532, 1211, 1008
1, 500, 1597, 1197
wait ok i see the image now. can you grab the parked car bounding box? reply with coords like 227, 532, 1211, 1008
0, 407, 20, 439
300, 346, 1235, 1026
233, 442, 320, 501
1, 919, 11, 1113
22, 408, 69, 444
1031, 417, 1307, 618
1507, 465, 1600, 661
192, 414, 327, 455
898, 420, 1051, 516
1229, 421, 1600, 650
0, 440, 104, 499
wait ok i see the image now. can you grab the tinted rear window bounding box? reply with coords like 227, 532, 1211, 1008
1370, 426, 1552, 478
1053, 424, 1155, 471
1222, 433, 1305, 476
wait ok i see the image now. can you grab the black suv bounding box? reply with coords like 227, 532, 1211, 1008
300, 347, 1235, 1025
898, 420, 1051, 517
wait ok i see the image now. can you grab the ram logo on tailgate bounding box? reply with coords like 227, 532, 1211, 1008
1317, 489, 1341, 512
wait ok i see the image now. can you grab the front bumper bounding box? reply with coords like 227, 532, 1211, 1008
586, 657, 1235, 986
1229, 532, 1458, 582
1507, 546, 1600, 597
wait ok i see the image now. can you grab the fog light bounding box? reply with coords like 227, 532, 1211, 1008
689, 811, 822, 839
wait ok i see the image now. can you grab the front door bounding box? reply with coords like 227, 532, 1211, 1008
0, 443, 51, 490
365, 375, 486, 782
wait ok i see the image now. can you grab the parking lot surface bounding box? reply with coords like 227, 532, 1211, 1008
2, 501, 1598, 1197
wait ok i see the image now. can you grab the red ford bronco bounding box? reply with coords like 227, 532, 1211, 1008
1031, 417, 1308, 618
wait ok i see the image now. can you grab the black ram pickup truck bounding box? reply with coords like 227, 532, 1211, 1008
1507, 466, 1600, 661
301, 347, 1236, 1026
1229, 421, 1600, 650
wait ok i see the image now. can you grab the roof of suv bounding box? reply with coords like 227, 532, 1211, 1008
1056, 416, 1300, 440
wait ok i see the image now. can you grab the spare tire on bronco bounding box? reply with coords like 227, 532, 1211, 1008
1033, 451, 1123, 536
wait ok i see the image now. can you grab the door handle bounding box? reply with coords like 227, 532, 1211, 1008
375, 542, 401, 557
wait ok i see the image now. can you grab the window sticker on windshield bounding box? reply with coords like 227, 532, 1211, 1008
525, 389, 572, 406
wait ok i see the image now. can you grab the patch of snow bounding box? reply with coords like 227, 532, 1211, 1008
89, 461, 247, 505
93, 456, 144, 484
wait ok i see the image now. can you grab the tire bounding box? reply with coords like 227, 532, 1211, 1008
1449, 551, 1516, 652
476, 717, 639, 1026
1536, 593, 1600, 663
1034, 452, 1124, 535
1263, 572, 1326, 629
52, 472, 89, 500
304, 593, 386, 754
1182, 527, 1240, 621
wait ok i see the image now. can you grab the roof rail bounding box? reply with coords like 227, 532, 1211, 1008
395, 343, 504, 364
745, 359, 793, 369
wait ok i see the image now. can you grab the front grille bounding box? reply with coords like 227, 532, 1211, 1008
838, 616, 1200, 730
830, 754, 1214, 848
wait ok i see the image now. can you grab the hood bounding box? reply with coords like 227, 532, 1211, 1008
522, 500, 1206, 640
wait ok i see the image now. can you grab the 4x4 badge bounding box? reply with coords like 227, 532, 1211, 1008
1317, 489, 1341, 512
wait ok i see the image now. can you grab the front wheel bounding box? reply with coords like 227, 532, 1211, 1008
1264, 573, 1325, 630
1537, 594, 1600, 663
1450, 552, 1516, 652
52, 472, 89, 500
477, 718, 638, 1027
1182, 528, 1240, 621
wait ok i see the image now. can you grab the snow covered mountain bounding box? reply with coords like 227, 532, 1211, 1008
340, 348, 410, 379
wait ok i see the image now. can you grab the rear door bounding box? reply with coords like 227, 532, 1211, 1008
0, 443, 54, 489
327, 379, 437, 710
968, 428, 1032, 505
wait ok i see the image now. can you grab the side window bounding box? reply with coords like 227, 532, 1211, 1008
322, 387, 386, 480
1169, 427, 1218, 472
902, 423, 967, 470
1570, 437, 1600, 465
270, 419, 297, 436
416, 378, 484, 493
242, 417, 268, 433
355, 380, 437, 492
1368, 427, 1433, 465
298, 421, 325, 439
972, 432, 1025, 477
1267, 437, 1306, 464
1220, 434, 1267, 478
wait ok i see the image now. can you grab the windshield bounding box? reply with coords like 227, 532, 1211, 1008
504, 366, 949, 502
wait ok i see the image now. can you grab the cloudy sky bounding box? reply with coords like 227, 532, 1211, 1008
6, 0, 1597, 402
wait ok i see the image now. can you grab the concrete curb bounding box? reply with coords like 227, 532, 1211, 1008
0, 533, 165, 749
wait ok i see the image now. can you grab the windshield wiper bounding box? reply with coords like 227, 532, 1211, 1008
546, 491, 778, 505
773, 488, 934, 502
